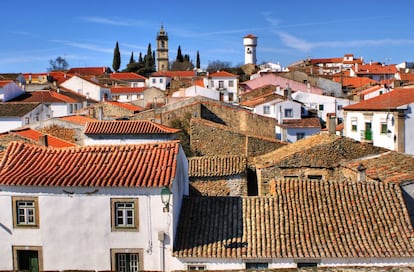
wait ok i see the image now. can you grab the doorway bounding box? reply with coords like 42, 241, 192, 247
13, 246, 42, 272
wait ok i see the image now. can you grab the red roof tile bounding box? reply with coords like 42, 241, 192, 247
278, 117, 321, 129
244, 34, 257, 38
67, 67, 110, 76
356, 64, 398, 75
151, 71, 196, 78
209, 71, 238, 78
11, 128, 76, 148
0, 141, 180, 187
10, 90, 78, 103
344, 88, 414, 110
58, 115, 97, 125
84, 120, 180, 134
188, 155, 247, 177
332, 76, 377, 88
105, 101, 143, 112
110, 72, 147, 80
174, 179, 414, 259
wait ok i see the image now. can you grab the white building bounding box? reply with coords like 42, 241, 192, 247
343, 88, 414, 155
208, 71, 239, 103
60, 75, 111, 102
0, 80, 25, 102
243, 34, 257, 65
291, 91, 354, 123
0, 141, 189, 271
0, 102, 52, 133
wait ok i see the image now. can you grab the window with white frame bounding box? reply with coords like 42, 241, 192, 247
263, 105, 270, 114
381, 122, 388, 134
218, 80, 224, 89
12, 196, 39, 228
351, 118, 357, 131
284, 108, 293, 118
152, 78, 156, 83
228, 80, 234, 87
111, 198, 139, 231
111, 249, 143, 272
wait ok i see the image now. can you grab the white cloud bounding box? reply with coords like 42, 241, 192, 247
80, 16, 147, 27
51, 40, 113, 53
275, 31, 313, 52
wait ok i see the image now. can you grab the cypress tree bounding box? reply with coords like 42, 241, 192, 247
129, 51, 134, 65
176, 45, 184, 62
138, 52, 143, 64
196, 51, 200, 69
112, 41, 121, 72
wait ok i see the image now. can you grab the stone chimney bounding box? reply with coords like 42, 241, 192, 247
357, 163, 366, 182
39, 135, 48, 147
327, 113, 337, 135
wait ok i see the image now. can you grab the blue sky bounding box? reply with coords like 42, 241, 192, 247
1, 0, 414, 73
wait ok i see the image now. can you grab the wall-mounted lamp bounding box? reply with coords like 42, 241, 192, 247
160, 186, 172, 212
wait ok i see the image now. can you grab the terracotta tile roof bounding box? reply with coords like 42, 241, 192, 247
332, 76, 377, 88
342, 151, 414, 184
310, 57, 343, 65
174, 179, 414, 259
239, 92, 284, 107
209, 71, 238, 78
356, 64, 398, 75
188, 156, 247, 177
254, 134, 386, 169
10, 90, 78, 103
57, 115, 97, 125
0, 102, 41, 117
10, 128, 76, 148
105, 101, 143, 112
67, 67, 111, 76
110, 87, 145, 94
400, 73, 414, 83
0, 141, 180, 187
151, 71, 196, 78
278, 117, 321, 129
357, 85, 383, 96
0, 80, 13, 87
110, 72, 147, 80
344, 88, 414, 110
84, 120, 180, 135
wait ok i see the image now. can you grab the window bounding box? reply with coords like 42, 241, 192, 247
319, 104, 324, 111
246, 262, 268, 270
218, 80, 224, 89
381, 123, 388, 134
308, 175, 323, 180
111, 198, 139, 231
351, 118, 357, 131
228, 93, 234, 102
263, 105, 270, 114
12, 196, 39, 228
111, 249, 143, 272
337, 105, 343, 111
228, 80, 234, 87
188, 265, 206, 270
296, 132, 305, 140
160, 78, 163, 83
13, 246, 43, 272
284, 108, 293, 118
25, 117, 30, 125
152, 78, 156, 83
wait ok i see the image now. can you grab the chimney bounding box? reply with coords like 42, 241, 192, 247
327, 114, 336, 134
357, 163, 366, 182
39, 135, 48, 147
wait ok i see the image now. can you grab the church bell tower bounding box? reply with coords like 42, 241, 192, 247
156, 25, 169, 71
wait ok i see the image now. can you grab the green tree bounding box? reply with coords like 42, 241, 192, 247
196, 51, 200, 69
129, 51, 135, 65
48, 56, 69, 71
138, 52, 143, 64
176, 45, 184, 62
112, 41, 121, 72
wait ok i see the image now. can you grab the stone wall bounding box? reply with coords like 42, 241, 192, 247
190, 175, 248, 196
190, 118, 283, 158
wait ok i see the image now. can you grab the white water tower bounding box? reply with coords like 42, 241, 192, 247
243, 34, 258, 65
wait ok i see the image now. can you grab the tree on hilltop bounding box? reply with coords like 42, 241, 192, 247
48, 56, 69, 71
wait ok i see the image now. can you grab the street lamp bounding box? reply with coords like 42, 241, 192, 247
160, 186, 171, 212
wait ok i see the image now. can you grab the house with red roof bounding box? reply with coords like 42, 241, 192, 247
207, 70, 239, 103
149, 70, 196, 91
83, 120, 180, 145
66, 66, 111, 76
110, 86, 145, 102
0, 80, 25, 102
6, 127, 76, 148
343, 88, 414, 155
109, 72, 147, 88
59, 75, 111, 102
350, 62, 399, 82
10, 90, 81, 117
0, 140, 188, 271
